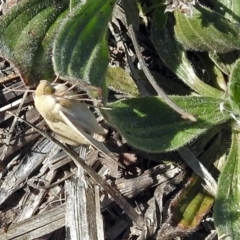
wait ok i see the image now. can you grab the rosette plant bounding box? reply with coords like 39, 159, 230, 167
0, 0, 240, 238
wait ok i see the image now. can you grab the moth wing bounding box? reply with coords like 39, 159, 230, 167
59, 109, 118, 162
45, 118, 89, 145
61, 102, 105, 135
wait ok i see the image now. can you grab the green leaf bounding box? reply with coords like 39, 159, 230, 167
0, 0, 69, 85
174, 5, 240, 53
214, 132, 240, 240
122, 0, 139, 31
228, 59, 240, 115
106, 66, 139, 97
212, 0, 240, 24
189, 125, 226, 157
170, 133, 226, 231
195, 52, 227, 91
0, 0, 115, 92
52, 0, 116, 94
171, 180, 207, 229
151, 8, 223, 99
103, 96, 230, 153
209, 51, 239, 76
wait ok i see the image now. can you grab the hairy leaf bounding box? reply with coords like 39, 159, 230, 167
209, 51, 239, 76
0, 0, 115, 92
0, 0, 69, 85
214, 132, 240, 240
175, 5, 240, 53
170, 133, 226, 231
103, 96, 230, 152
196, 52, 227, 91
151, 7, 223, 99
212, 0, 240, 24
52, 0, 116, 93
106, 66, 139, 97
228, 59, 240, 115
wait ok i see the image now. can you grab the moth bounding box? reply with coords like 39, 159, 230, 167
34, 80, 120, 165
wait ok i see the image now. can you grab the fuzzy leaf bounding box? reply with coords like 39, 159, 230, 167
52, 0, 116, 93
0, 0, 69, 85
122, 0, 139, 31
151, 7, 223, 99
196, 52, 227, 91
103, 96, 230, 153
212, 0, 240, 24
209, 51, 239, 76
170, 133, 226, 231
214, 132, 240, 240
174, 5, 240, 53
106, 66, 139, 97
228, 59, 240, 114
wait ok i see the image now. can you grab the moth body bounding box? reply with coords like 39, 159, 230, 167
34, 80, 106, 145
34, 80, 121, 167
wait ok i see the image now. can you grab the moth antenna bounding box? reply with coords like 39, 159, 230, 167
64, 83, 78, 92
54, 92, 85, 98
53, 74, 60, 83
66, 93, 88, 98
72, 98, 95, 102
79, 101, 107, 109
82, 103, 111, 110
54, 83, 78, 96
55, 93, 96, 103
55, 93, 88, 99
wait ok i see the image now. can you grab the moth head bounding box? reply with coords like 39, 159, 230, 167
35, 80, 55, 96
